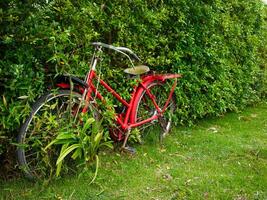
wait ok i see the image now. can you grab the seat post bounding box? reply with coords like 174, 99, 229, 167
91, 58, 98, 71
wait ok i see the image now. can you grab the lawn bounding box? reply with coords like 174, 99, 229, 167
1, 103, 266, 200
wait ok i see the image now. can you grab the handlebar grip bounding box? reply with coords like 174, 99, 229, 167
116, 47, 141, 61
92, 42, 141, 61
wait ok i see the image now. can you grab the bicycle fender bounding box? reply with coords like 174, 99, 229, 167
129, 74, 181, 123
55, 75, 88, 93
142, 74, 181, 83
138, 73, 181, 89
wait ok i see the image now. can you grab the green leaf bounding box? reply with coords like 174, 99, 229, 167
82, 117, 95, 133
44, 139, 58, 150
56, 144, 69, 177
94, 131, 102, 143
99, 141, 113, 149
52, 138, 77, 145
71, 148, 82, 160
92, 131, 103, 151
89, 155, 99, 185
56, 144, 81, 165
56, 132, 76, 140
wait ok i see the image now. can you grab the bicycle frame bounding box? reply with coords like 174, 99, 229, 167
81, 68, 181, 132
56, 42, 182, 142
82, 69, 149, 130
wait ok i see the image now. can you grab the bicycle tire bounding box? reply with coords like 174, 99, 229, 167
133, 82, 176, 142
17, 90, 84, 180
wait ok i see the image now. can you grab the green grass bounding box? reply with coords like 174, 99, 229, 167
1, 103, 267, 200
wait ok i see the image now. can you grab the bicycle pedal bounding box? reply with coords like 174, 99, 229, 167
121, 146, 137, 155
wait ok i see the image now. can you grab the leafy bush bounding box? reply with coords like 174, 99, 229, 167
0, 1, 266, 163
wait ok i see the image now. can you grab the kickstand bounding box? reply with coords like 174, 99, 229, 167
121, 129, 136, 155
122, 129, 131, 149
159, 133, 164, 145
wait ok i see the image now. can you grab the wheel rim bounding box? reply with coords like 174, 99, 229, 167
134, 83, 176, 141
19, 91, 83, 179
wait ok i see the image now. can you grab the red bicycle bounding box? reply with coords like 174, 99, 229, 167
17, 42, 181, 179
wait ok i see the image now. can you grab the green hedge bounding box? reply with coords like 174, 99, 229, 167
0, 0, 266, 155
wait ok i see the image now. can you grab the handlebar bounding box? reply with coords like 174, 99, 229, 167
92, 42, 141, 62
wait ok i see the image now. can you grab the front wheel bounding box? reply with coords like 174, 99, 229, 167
132, 82, 176, 142
17, 90, 85, 179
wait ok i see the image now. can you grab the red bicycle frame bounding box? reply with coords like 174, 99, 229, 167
56, 42, 182, 146
81, 69, 181, 131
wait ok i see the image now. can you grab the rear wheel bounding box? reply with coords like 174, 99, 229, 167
133, 82, 176, 143
17, 90, 86, 180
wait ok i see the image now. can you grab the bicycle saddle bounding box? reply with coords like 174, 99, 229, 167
124, 65, 150, 75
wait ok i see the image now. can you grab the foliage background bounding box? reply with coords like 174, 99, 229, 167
0, 0, 266, 167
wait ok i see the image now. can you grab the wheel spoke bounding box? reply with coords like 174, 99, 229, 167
25, 151, 38, 158
17, 90, 84, 179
